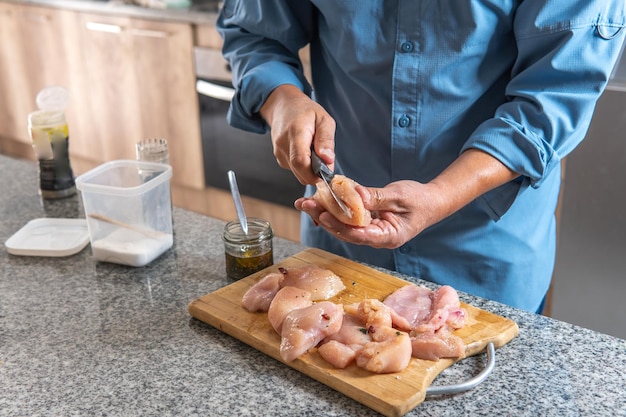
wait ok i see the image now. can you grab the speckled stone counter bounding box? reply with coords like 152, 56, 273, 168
1, 154, 626, 417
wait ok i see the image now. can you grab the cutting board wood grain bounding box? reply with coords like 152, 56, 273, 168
188, 248, 519, 417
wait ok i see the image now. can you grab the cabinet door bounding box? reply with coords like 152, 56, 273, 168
127, 18, 204, 189
0, 2, 20, 141
77, 13, 204, 189
0, 4, 78, 144
78, 13, 140, 163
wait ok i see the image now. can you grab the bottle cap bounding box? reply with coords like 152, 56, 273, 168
36, 85, 69, 111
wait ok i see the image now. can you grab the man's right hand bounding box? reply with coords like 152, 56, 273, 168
260, 84, 337, 185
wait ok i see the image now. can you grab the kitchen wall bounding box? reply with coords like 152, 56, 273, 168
551, 86, 626, 340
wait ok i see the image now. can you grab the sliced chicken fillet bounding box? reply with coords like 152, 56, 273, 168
410, 330, 466, 361
279, 265, 346, 301
312, 174, 372, 227
267, 286, 313, 333
241, 271, 284, 313
355, 326, 412, 374
280, 301, 344, 362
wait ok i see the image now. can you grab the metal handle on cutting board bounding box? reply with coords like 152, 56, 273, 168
425, 342, 496, 396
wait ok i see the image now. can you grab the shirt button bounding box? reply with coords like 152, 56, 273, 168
401, 41, 414, 53
398, 115, 411, 128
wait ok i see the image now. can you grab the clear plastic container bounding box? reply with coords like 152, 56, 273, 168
75, 160, 173, 267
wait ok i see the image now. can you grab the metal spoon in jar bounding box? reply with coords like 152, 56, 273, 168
227, 170, 248, 235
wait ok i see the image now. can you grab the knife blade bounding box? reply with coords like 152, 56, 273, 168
311, 150, 353, 219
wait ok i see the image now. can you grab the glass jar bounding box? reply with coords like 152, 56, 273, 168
136, 138, 169, 182
135, 138, 169, 164
223, 218, 274, 280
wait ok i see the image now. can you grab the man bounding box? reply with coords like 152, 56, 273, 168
217, 1, 626, 312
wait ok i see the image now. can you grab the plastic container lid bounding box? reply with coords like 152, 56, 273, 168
75, 160, 172, 197
5, 218, 89, 257
36, 85, 69, 111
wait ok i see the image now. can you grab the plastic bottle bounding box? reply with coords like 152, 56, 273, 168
28, 86, 76, 199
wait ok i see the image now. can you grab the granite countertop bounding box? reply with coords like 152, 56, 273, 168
1, 153, 626, 417
1, 0, 221, 25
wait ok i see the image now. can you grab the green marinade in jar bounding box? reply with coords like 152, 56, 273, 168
223, 218, 274, 280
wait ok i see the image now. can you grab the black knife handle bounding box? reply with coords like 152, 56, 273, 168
311, 150, 334, 182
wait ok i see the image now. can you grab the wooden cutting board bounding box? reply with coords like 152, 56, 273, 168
188, 248, 519, 417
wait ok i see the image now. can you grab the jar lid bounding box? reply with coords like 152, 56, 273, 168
36, 85, 69, 111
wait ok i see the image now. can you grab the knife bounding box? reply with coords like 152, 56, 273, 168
311, 150, 353, 219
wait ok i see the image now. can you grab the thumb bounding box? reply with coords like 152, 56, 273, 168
360, 186, 386, 211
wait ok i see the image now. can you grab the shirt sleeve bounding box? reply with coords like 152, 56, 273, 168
462, 1, 625, 218
217, 0, 314, 134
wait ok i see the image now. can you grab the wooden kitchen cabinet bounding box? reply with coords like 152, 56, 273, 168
0, 2, 204, 190
0, 2, 21, 143
76, 12, 204, 189
0, 3, 82, 146
0, 2, 299, 241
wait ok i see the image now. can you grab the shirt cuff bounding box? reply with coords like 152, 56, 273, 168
463, 117, 561, 188
462, 117, 562, 220
476, 177, 527, 221
227, 61, 312, 134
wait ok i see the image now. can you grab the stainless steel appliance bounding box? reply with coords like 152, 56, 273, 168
194, 47, 305, 207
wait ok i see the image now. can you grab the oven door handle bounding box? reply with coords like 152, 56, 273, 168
196, 80, 235, 102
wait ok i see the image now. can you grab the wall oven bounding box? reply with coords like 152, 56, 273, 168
193, 47, 305, 207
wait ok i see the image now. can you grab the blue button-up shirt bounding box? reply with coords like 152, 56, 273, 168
217, 0, 625, 312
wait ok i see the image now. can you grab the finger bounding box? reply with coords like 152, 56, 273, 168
295, 197, 325, 225
277, 146, 307, 185
317, 213, 399, 248
360, 186, 387, 211
290, 141, 318, 185
312, 114, 336, 169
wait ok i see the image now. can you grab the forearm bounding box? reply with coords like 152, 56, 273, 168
427, 149, 518, 222
259, 84, 306, 127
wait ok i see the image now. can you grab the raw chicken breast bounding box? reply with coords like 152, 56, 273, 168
355, 326, 412, 374
383, 284, 468, 360
279, 265, 346, 301
241, 271, 284, 313
383, 284, 466, 332
312, 174, 372, 227
267, 286, 313, 334
410, 330, 466, 361
320, 300, 413, 373
382, 284, 434, 328
344, 299, 412, 332
241, 264, 345, 312
323, 312, 372, 346
280, 301, 344, 362
350, 299, 393, 328
319, 310, 370, 370
413, 285, 467, 333
317, 340, 358, 369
